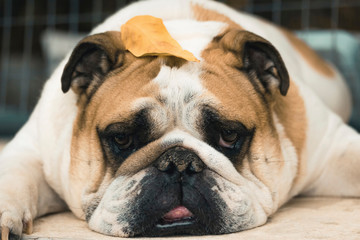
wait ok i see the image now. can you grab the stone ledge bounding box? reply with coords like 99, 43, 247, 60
22, 197, 360, 240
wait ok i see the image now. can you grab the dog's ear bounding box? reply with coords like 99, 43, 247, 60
220, 30, 289, 96
61, 31, 125, 95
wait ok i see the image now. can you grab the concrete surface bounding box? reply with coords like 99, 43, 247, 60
1, 141, 360, 240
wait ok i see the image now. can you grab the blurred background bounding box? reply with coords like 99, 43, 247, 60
0, 0, 360, 138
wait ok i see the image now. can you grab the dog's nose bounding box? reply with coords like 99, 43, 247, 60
154, 147, 205, 174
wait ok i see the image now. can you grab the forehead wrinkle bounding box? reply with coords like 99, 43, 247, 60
131, 97, 168, 135
153, 63, 203, 93
152, 63, 204, 128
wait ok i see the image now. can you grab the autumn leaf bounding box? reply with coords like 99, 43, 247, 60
121, 15, 200, 62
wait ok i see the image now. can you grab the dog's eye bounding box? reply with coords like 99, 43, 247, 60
219, 129, 238, 148
114, 134, 133, 149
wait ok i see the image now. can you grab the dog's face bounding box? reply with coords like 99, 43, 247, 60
61, 27, 304, 237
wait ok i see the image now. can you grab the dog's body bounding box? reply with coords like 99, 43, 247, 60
0, 0, 359, 238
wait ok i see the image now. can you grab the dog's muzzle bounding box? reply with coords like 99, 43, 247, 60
87, 145, 257, 237
148, 147, 205, 235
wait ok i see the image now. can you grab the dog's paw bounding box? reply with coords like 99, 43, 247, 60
0, 202, 33, 240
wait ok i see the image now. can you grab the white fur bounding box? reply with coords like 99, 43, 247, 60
88, 170, 148, 237
272, 113, 298, 205
164, 20, 227, 60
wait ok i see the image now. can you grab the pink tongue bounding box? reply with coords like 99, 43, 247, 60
163, 206, 193, 221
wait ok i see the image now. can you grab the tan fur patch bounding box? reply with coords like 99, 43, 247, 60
115, 139, 166, 175
281, 28, 335, 78
200, 29, 284, 190
274, 79, 307, 186
69, 44, 162, 199
162, 56, 187, 68
192, 3, 244, 29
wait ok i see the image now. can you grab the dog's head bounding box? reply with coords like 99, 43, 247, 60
61, 24, 305, 237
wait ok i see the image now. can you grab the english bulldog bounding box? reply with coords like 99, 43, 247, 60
0, 0, 359, 239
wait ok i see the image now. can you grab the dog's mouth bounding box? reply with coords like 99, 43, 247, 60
127, 168, 224, 236
156, 205, 196, 229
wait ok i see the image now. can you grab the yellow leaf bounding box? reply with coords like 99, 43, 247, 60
121, 15, 200, 62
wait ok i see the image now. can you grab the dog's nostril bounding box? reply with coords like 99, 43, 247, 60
154, 159, 170, 172
154, 160, 176, 174
187, 159, 205, 174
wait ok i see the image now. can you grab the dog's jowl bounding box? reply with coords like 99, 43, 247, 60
0, 0, 359, 239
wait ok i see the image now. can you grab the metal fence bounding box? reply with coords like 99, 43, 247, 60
1, 0, 360, 136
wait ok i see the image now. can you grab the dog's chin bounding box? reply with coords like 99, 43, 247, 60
138, 190, 220, 237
